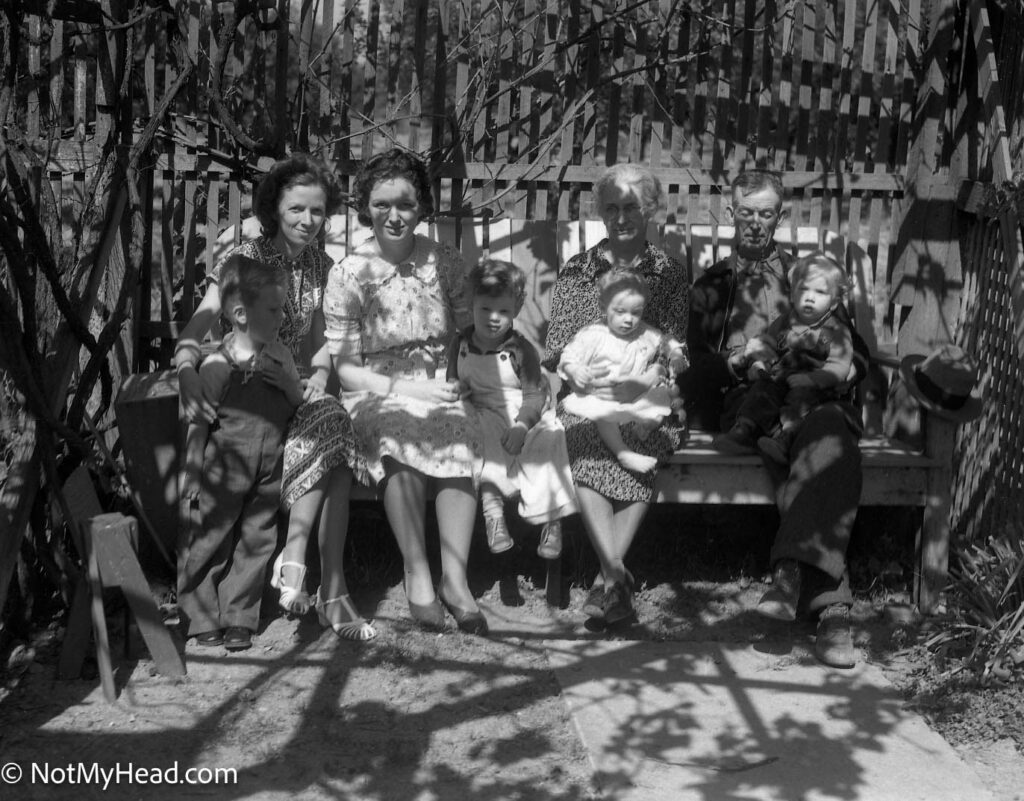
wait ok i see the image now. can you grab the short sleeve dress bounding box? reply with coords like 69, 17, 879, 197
322, 234, 481, 487
542, 241, 690, 502
208, 237, 360, 509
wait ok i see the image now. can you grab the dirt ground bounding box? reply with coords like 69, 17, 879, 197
1, 506, 1022, 801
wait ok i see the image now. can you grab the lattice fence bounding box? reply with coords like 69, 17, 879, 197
20, 0, 924, 369
947, 1, 1024, 542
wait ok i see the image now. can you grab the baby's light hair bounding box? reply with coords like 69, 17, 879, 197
466, 259, 526, 311
787, 252, 848, 304
597, 268, 651, 310
219, 254, 288, 310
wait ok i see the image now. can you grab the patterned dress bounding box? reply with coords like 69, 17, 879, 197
207, 237, 360, 509
322, 234, 481, 487
542, 241, 690, 502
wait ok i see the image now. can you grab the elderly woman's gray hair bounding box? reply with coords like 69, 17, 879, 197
593, 163, 664, 217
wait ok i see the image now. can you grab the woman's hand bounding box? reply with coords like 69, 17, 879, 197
303, 367, 329, 402
589, 365, 665, 403
392, 377, 465, 404
178, 366, 217, 424
501, 422, 528, 455
562, 361, 612, 394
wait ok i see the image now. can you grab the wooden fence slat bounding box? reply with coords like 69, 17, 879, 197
773, 0, 795, 170
627, 15, 647, 164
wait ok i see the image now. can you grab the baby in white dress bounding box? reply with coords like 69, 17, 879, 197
559, 269, 685, 474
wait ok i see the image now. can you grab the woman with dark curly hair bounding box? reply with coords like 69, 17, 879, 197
322, 148, 488, 635
174, 153, 376, 645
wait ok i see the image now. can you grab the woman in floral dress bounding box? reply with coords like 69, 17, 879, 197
323, 149, 487, 636
543, 163, 690, 627
175, 153, 374, 642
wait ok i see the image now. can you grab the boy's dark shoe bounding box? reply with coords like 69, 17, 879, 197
194, 630, 224, 647
223, 626, 253, 651
757, 427, 795, 465
815, 604, 856, 668
756, 559, 801, 621
603, 582, 636, 626
712, 419, 758, 454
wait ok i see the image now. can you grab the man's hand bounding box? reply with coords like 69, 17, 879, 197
179, 468, 201, 503
501, 423, 528, 455
743, 338, 775, 363
746, 360, 769, 382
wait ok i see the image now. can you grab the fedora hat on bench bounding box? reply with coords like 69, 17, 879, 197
899, 344, 983, 422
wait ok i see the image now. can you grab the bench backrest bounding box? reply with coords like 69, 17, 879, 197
214, 215, 881, 359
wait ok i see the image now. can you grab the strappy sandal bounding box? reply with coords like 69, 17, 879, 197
270, 552, 311, 615
315, 593, 377, 642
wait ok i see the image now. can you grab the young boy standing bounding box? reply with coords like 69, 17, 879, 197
178, 255, 303, 651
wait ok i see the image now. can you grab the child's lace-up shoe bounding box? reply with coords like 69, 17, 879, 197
537, 519, 563, 560
485, 516, 514, 554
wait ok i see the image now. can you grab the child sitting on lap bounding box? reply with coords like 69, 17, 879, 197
446, 259, 577, 559
713, 252, 855, 463
178, 255, 304, 651
558, 269, 686, 474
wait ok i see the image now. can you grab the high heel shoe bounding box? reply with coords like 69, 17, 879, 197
270, 552, 311, 615
437, 586, 489, 636
315, 593, 377, 641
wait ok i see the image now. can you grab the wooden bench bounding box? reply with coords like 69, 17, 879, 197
124, 216, 954, 615
326, 215, 954, 614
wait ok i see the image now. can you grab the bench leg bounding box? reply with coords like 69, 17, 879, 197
917, 480, 951, 615
84, 526, 117, 702
57, 577, 93, 680
916, 418, 955, 615
91, 515, 186, 679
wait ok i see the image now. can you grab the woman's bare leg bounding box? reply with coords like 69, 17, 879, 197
435, 477, 478, 610
317, 466, 353, 604
382, 463, 433, 606
576, 485, 648, 586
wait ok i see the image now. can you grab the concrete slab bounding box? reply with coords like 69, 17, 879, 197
547, 639, 995, 801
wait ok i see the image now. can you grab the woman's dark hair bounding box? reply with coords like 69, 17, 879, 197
353, 148, 434, 226
467, 259, 526, 310
253, 153, 344, 238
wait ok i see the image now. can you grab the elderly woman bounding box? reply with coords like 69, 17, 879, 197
322, 149, 487, 636
543, 163, 689, 626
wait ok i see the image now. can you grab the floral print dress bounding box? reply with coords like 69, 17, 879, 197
322, 234, 481, 487
542, 241, 690, 503
208, 237, 360, 509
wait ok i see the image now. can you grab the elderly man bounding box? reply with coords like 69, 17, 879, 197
678, 170, 868, 668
